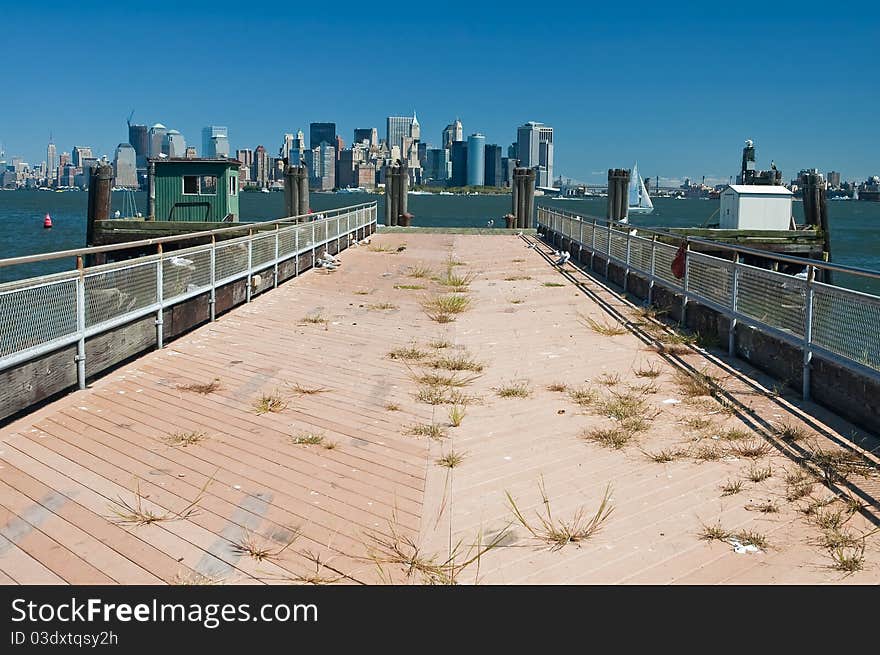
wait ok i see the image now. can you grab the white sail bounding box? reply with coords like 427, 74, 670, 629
638, 174, 654, 209
628, 162, 654, 214
629, 163, 641, 207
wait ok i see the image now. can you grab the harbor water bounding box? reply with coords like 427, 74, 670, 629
1, 190, 878, 293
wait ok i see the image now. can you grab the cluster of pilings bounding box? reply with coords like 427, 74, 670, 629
510, 167, 536, 229
283, 164, 310, 219
384, 161, 410, 226
606, 168, 631, 222
802, 171, 831, 268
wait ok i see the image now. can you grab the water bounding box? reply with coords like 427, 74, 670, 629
2, 190, 879, 293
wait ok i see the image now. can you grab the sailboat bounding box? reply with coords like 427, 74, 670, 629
627, 163, 654, 215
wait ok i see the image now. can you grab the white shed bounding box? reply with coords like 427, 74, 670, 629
719, 185, 793, 230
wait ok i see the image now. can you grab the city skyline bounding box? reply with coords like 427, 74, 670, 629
1, 3, 877, 183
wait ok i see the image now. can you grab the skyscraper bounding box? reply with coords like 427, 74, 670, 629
466, 134, 485, 186
516, 122, 553, 187
202, 126, 229, 158
353, 128, 378, 147
72, 146, 93, 168
164, 130, 186, 157
113, 143, 138, 188
253, 145, 269, 188
443, 119, 463, 150
450, 141, 467, 187
128, 124, 149, 169
386, 115, 413, 153
46, 141, 57, 178
309, 123, 336, 150
424, 148, 451, 185
307, 143, 336, 190
149, 124, 167, 158
484, 144, 502, 187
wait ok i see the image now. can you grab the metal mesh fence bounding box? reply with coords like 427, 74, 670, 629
629, 236, 652, 274
0, 273, 79, 357
737, 264, 805, 338
688, 252, 733, 308
653, 242, 683, 290
279, 225, 297, 256
214, 237, 250, 282
84, 260, 158, 328
812, 282, 880, 371
251, 233, 276, 268
163, 246, 212, 301
609, 230, 627, 263
594, 227, 609, 254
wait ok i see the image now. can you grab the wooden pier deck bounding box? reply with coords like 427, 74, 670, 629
1, 231, 878, 584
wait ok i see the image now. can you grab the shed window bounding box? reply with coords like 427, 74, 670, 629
200, 176, 217, 195
183, 175, 199, 194
229, 176, 237, 196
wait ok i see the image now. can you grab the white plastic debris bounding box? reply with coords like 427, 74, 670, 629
727, 538, 761, 554
662, 398, 681, 405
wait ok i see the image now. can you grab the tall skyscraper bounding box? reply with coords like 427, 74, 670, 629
128, 124, 149, 169
309, 123, 336, 150
443, 119, 463, 149
253, 145, 269, 188
466, 134, 486, 186
148, 124, 167, 158
484, 144, 502, 187
424, 148, 451, 184
236, 148, 254, 184
113, 143, 138, 188
164, 130, 186, 157
450, 141, 467, 187
386, 115, 413, 153
72, 146, 93, 168
202, 126, 229, 158
46, 141, 57, 178
353, 128, 378, 147
516, 121, 553, 187
307, 143, 336, 190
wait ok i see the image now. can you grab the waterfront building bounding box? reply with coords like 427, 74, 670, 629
149, 124, 167, 158
484, 144, 502, 187
164, 130, 187, 158
202, 126, 229, 158
113, 143, 138, 188
128, 124, 149, 168
442, 119, 463, 149
46, 141, 57, 178
450, 141, 467, 187
387, 115, 413, 153
516, 121, 554, 187
466, 134, 485, 186
355, 162, 376, 190
59, 152, 70, 168
353, 127, 377, 147
424, 148, 451, 185
827, 171, 841, 189
309, 123, 336, 150
306, 142, 336, 190
253, 145, 270, 188
337, 148, 356, 188
72, 145, 93, 168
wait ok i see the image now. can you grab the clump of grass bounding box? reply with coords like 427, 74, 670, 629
785, 469, 814, 501
428, 312, 454, 323
598, 390, 655, 431
683, 415, 713, 431
368, 302, 398, 311
229, 528, 299, 562
628, 381, 659, 396
448, 405, 466, 427
777, 422, 809, 442
429, 354, 484, 373
388, 344, 428, 361
408, 264, 434, 278
542, 282, 565, 287
384, 402, 400, 411
728, 441, 773, 459
582, 426, 634, 450
512, 258, 526, 263
163, 431, 208, 447
436, 451, 466, 468
422, 294, 471, 316
437, 269, 476, 291
568, 386, 598, 406
413, 371, 479, 388
643, 447, 688, 463
747, 464, 772, 483
289, 430, 326, 446
178, 378, 221, 394
811, 507, 851, 532
693, 444, 723, 461
353, 289, 373, 296
504, 275, 532, 281
509, 298, 524, 304
674, 367, 720, 398
108, 475, 213, 526
828, 542, 865, 573
506, 478, 613, 550
394, 284, 426, 290
698, 520, 730, 542
495, 380, 531, 398
634, 363, 662, 379
597, 372, 621, 387
808, 448, 868, 484
368, 243, 397, 253
253, 391, 288, 415
719, 428, 751, 441
647, 343, 691, 356
746, 500, 779, 514
406, 423, 447, 440
733, 530, 768, 549
300, 312, 328, 325
720, 480, 744, 496
428, 338, 451, 349
547, 382, 568, 393
840, 493, 867, 514
584, 316, 627, 336
287, 381, 329, 395
800, 495, 836, 517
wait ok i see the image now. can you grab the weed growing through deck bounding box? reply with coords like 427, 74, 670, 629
178, 378, 221, 394
384, 402, 401, 412
506, 477, 614, 550
828, 542, 866, 573
429, 354, 484, 373
698, 520, 730, 542
682, 416, 713, 431
643, 447, 688, 463
733, 530, 768, 550
719, 428, 751, 441
807, 447, 869, 484
229, 528, 300, 562
777, 422, 809, 442
436, 450, 467, 468
108, 474, 214, 527
503, 275, 532, 281
388, 344, 429, 361
597, 372, 621, 387
437, 269, 476, 291
408, 264, 434, 279
634, 363, 662, 379
368, 302, 398, 311
290, 549, 345, 585
253, 391, 288, 415
582, 426, 635, 450
494, 380, 531, 398
746, 500, 779, 514
300, 312, 329, 326
568, 386, 598, 406
286, 381, 329, 396
628, 381, 659, 396
428, 338, 451, 349
426, 312, 454, 323
547, 382, 568, 393
413, 371, 480, 388
728, 441, 773, 459
353, 289, 373, 296
747, 464, 773, 483
674, 367, 722, 399
406, 423, 448, 440
163, 431, 208, 447
289, 430, 327, 446
448, 405, 466, 427
422, 294, 471, 315
542, 282, 566, 287
720, 480, 744, 496
509, 298, 525, 304
394, 284, 426, 290
811, 506, 852, 532
692, 444, 723, 462
583, 316, 627, 336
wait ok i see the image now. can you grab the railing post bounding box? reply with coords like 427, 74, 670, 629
246, 229, 253, 303
312, 220, 317, 264
294, 228, 300, 276
209, 235, 216, 321
155, 244, 165, 349
802, 265, 816, 401
729, 254, 740, 357
681, 241, 690, 327
578, 217, 584, 262
648, 235, 656, 307
75, 256, 86, 390
274, 224, 280, 289
624, 229, 632, 294
605, 221, 612, 278
590, 218, 597, 272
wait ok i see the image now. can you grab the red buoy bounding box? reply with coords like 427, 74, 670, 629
43, 213, 53, 229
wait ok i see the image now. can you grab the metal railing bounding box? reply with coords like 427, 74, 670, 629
537, 206, 880, 401
0, 202, 378, 388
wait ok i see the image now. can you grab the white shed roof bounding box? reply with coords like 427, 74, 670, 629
725, 184, 793, 196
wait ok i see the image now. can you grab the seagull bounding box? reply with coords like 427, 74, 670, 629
169, 256, 195, 270
553, 251, 571, 267
525, 242, 538, 250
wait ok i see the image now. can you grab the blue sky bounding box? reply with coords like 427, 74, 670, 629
1, 1, 877, 184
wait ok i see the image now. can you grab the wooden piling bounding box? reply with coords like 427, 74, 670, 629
86, 163, 113, 247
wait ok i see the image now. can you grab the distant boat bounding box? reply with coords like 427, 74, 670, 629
627, 163, 654, 216
338, 187, 367, 194
259, 188, 270, 194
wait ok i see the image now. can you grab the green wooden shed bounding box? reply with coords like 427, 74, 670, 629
147, 158, 241, 222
